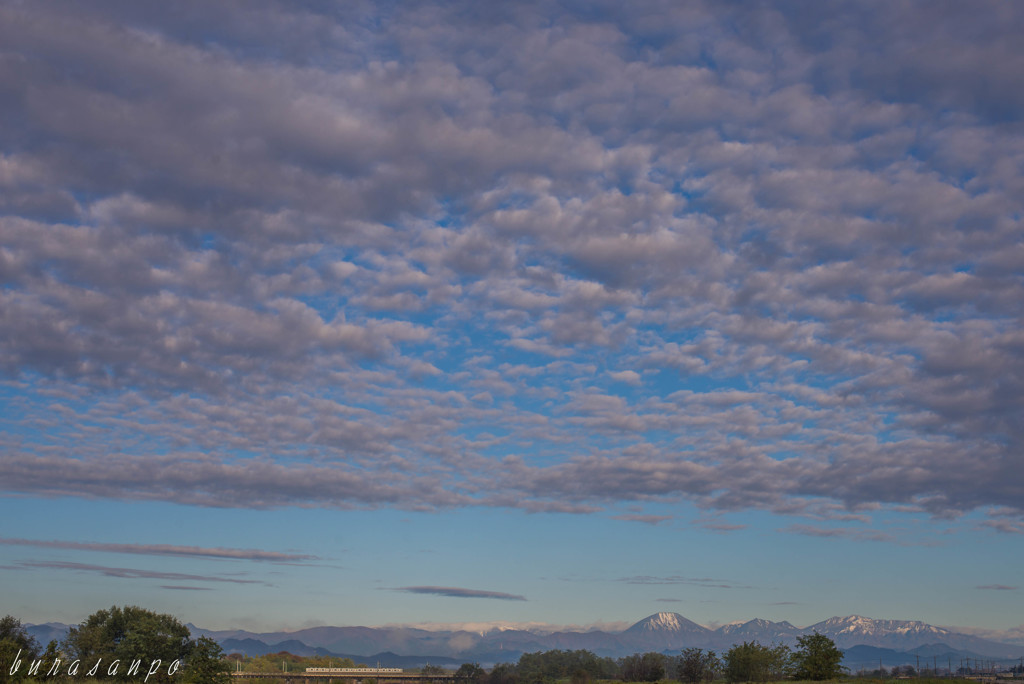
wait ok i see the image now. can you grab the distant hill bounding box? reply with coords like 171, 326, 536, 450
841, 642, 1020, 671
842, 644, 919, 669
215, 639, 463, 669
25, 622, 69, 647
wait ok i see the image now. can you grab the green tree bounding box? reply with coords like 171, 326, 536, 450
456, 663, 488, 684
517, 650, 616, 684
63, 605, 192, 682
619, 652, 667, 682
181, 636, 230, 684
489, 662, 518, 684
246, 650, 305, 674
677, 648, 720, 684
305, 655, 357, 670
0, 616, 41, 683
40, 640, 63, 671
790, 633, 846, 681
722, 642, 790, 683
569, 668, 590, 684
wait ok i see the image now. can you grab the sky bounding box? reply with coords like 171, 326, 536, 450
0, 0, 1023, 639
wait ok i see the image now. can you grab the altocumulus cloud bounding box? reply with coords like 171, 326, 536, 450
0, 0, 1023, 538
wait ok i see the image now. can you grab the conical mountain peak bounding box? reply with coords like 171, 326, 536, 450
626, 612, 710, 634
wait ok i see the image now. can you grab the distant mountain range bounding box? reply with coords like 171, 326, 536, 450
27, 612, 1022, 668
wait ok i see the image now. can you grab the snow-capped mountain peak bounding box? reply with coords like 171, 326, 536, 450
812, 615, 951, 636
803, 615, 969, 652
632, 612, 684, 632
626, 612, 709, 634
714, 618, 801, 641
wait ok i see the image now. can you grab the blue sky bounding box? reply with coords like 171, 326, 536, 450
1, 0, 1023, 641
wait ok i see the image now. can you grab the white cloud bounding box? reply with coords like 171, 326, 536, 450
607, 370, 641, 385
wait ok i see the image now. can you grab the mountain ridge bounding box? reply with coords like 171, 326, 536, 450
27, 612, 1021, 664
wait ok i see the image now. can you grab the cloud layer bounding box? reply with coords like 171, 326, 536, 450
0, 538, 317, 562
1, 1, 1023, 536
15, 561, 265, 585
393, 587, 527, 602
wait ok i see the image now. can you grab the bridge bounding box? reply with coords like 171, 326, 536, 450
230, 673, 456, 684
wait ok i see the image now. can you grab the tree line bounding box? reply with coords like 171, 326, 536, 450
462, 633, 845, 684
